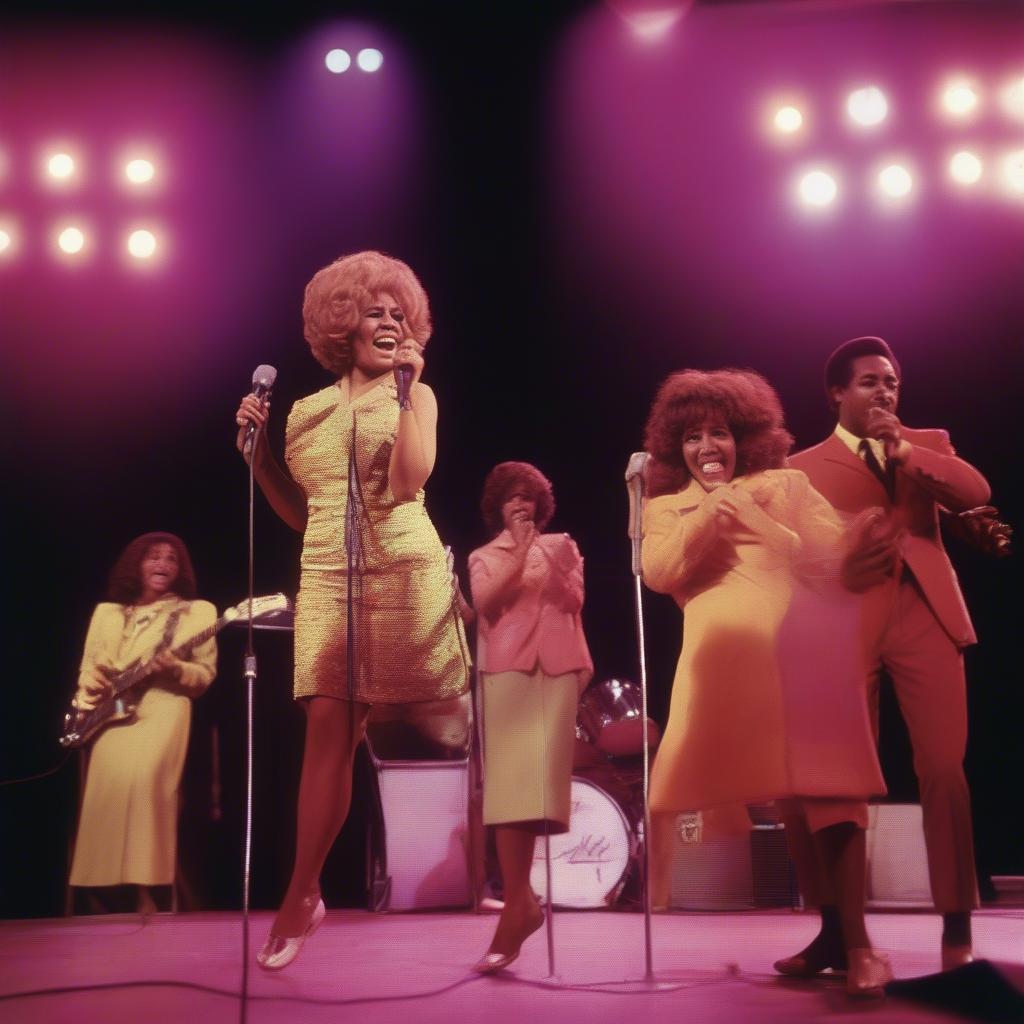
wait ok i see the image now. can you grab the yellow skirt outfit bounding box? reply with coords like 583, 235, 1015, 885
69, 597, 217, 886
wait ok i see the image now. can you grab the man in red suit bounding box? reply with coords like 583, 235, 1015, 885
775, 336, 990, 976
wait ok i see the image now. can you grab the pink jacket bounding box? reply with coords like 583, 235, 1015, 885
469, 531, 593, 688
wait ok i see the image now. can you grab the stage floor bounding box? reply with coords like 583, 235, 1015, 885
1, 908, 1021, 1023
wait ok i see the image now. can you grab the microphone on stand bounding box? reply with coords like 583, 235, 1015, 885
625, 451, 650, 577
243, 364, 277, 457
393, 362, 413, 411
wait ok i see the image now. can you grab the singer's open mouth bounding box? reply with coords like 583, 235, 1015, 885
373, 337, 397, 353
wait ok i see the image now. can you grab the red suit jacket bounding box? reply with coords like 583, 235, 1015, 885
788, 428, 990, 648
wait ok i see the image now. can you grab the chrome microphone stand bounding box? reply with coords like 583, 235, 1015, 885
625, 451, 654, 981
239, 429, 260, 1024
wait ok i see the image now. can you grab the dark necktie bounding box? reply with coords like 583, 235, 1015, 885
859, 439, 894, 500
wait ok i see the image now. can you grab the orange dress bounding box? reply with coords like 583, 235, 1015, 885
642, 470, 884, 823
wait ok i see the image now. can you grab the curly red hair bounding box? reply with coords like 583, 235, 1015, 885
302, 250, 432, 377
643, 368, 793, 498
105, 532, 198, 604
480, 462, 556, 536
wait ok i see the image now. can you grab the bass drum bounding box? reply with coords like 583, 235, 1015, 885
529, 776, 637, 909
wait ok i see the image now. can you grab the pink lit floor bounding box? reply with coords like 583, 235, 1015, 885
1, 908, 1021, 1023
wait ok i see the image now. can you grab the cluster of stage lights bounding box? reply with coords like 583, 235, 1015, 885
324, 47, 384, 74
771, 76, 1024, 209
0, 150, 161, 264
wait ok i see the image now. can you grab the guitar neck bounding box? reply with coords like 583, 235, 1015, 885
109, 611, 227, 699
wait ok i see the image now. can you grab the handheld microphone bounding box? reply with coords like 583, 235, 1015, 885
243, 364, 277, 456
394, 362, 413, 411
625, 452, 650, 577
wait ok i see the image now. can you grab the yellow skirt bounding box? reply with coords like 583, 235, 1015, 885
481, 669, 578, 834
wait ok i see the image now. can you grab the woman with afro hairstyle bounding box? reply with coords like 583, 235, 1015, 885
235, 251, 470, 969
468, 461, 592, 973
641, 368, 893, 997
69, 532, 217, 914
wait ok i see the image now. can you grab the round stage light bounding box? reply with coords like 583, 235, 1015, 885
57, 226, 85, 254
942, 81, 979, 117
47, 152, 75, 180
774, 106, 803, 134
878, 164, 913, 198
999, 77, 1024, 121
799, 170, 838, 207
1002, 149, 1024, 193
0, 229, 11, 254
949, 151, 983, 186
127, 229, 157, 259
847, 86, 888, 127
325, 48, 351, 74
356, 48, 384, 73
125, 158, 155, 185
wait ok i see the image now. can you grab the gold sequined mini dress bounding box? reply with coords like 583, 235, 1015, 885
285, 376, 470, 704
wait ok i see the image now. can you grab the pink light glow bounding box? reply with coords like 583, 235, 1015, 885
0, 26, 270, 450
548, 2, 1024, 353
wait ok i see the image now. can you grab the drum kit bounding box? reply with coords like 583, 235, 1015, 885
529, 678, 661, 910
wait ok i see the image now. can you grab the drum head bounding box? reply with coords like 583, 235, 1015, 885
529, 777, 633, 909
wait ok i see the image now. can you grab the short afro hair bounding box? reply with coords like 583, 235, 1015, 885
480, 462, 556, 536
643, 368, 793, 498
824, 336, 901, 408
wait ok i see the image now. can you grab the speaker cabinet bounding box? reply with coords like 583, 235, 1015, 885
866, 803, 932, 907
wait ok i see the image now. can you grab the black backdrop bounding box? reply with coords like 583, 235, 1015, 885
2, 0, 1021, 919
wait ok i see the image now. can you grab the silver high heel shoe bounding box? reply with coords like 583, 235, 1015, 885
846, 947, 893, 999
257, 895, 326, 971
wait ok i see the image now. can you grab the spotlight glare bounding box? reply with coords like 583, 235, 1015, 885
1000, 77, 1024, 121
57, 226, 85, 254
0, 229, 11, 254
127, 229, 157, 259
798, 170, 838, 207
949, 151, 983, 186
325, 48, 351, 74
47, 152, 75, 179
356, 48, 383, 73
942, 81, 979, 117
626, 10, 683, 41
125, 158, 155, 184
847, 86, 888, 127
1002, 149, 1024, 193
773, 106, 803, 134
878, 164, 913, 198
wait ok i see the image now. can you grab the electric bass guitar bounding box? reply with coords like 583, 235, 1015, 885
59, 593, 291, 748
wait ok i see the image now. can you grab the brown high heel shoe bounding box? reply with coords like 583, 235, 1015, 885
846, 947, 892, 999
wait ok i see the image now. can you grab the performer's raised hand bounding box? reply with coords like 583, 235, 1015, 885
394, 338, 425, 388
509, 508, 537, 551
866, 406, 911, 464
235, 392, 270, 463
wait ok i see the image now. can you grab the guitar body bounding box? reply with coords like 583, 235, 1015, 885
61, 693, 141, 749
59, 593, 290, 749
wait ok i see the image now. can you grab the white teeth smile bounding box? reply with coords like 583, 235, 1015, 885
701, 462, 724, 474
373, 337, 397, 351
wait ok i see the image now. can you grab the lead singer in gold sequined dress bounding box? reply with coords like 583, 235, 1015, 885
234, 251, 470, 970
